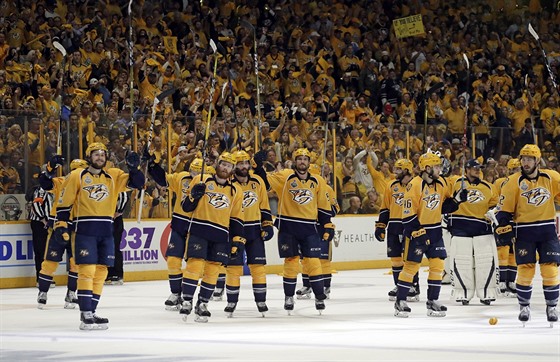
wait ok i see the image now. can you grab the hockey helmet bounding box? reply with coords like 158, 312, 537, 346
507, 158, 521, 170
394, 158, 413, 174
518, 144, 541, 159
217, 152, 236, 166
418, 152, 441, 170
293, 148, 311, 161
85, 142, 108, 156
189, 158, 203, 173
70, 159, 88, 171
234, 150, 251, 163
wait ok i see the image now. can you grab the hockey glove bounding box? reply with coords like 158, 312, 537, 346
230, 236, 246, 259
142, 145, 156, 168
125, 151, 141, 170
261, 220, 274, 241
53, 221, 70, 242
454, 188, 468, 203
494, 224, 514, 246
375, 222, 386, 242
47, 155, 64, 174
411, 228, 430, 250
190, 183, 206, 200
253, 150, 267, 169
322, 223, 335, 242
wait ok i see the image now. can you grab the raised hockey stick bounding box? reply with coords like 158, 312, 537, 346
137, 86, 177, 223
528, 23, 559, 94
524, 74, 538, 144
128, 0, 135, 137
52, 41, 67, 156
461, 53, 470, 189
422, 81, 444, 150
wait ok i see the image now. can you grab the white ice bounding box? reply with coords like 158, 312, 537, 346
1, 269, 559, 361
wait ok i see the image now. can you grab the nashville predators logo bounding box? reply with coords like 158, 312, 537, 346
79, 249, 89, 257
392, 192, 404, 206
83, 184, 109, 202
422, 193, 440, 210
289, 189, 313, 205
518, 249, 528, 257
206, 192, 230, 209
521, 187, 550, 207
242, 190, 258, 208
49, 250, 58, 257
415, 248, 423, 255
467, 189, 484, 203
281, 243, 290, 251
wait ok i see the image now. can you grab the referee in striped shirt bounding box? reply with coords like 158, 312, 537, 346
28, 185, 51, 283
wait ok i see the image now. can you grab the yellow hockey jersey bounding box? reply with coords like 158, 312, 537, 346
379, 179, 408, 235
56, 168, 132, 236
496, 170, 560, 240
448, 177, 498, 236
182, 174, 245, 243
267, 169, 332, 237
166, 172, 193, 232
233, 173, 272, 241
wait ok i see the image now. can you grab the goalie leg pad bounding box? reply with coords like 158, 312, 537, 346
450, 236, 474, 301
442, 228, 452, 282
473, 235, 499, 301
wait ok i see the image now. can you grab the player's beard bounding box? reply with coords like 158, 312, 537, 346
90, 158, 107, 170
396, 171, 406, 182
216, 166, 232, 180
295, 161, 309, 175
234, 167, 249, 178
521, 164, 537, 177
426, 169, 439, 181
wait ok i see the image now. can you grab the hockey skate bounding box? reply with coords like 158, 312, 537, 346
179, 300, 193, 322
324, 287, 331, 300
284, 296, 295, 315
164, 293, 183, 311
388, 286, 398, 301
109, 276, 124, 285
498, 282, 508, 296
256, 302, 268, 317
296, 286, 312, 299
79, 311, 107, 330
64, 290, 78, 309
211, 288, 224, 301
194, 302, 211, 323
456, 298, 470, 306
224, 302, 237, 318
506, 282, 517, 297
480, 298, 495, 306
37, 291, 47, 309
519, 305, 530, 327
394, 300, 411, 318
546, 306, 558, 328
406, 286, 420, 302
315, 298, 326, 315
426, 300, 447, 317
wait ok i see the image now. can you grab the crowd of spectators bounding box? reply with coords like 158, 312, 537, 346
1, 0, 559, 216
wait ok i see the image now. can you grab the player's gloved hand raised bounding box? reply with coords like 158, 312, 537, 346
47, 155, 64, 173
142, 145, 156, 167
322, 223, 335, 242
494, 224, 514, 246
190, 183, 206, 200
230, 236, 246, 259
53, 221, 70, 242
261, 220, 274, 241
375, 222, 386, 242
253, 150, 267, 168
411, 228, 430, 250
454, 188, 468, 203
126, 151, 141, 170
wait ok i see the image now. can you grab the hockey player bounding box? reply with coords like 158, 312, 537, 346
224, 150, 273, 317
448, 159, 499, 305
178, 152, 245, 323
493, 158, 521, 297
375, 158, 420, 302
53, 143, 145, 330
256, 148, 334, 314
394, 151, 468, 317
495, 144, 560, 326
36, 157, 89, 309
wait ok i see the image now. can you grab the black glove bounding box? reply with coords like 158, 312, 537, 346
53, 221, 70, 243
190, 183, 206, 200
375, 222, 386, 242
253, 150, 267, 168
261, 220, 274, 241
126, 151, 141, 170
142, 146, 156, 167
230, 236, 246, 259
454, 188, 468, 203
322, 223, 335, 242
495, 224, 514, 246
47, 155, 65, 173
411, 228, 430, 251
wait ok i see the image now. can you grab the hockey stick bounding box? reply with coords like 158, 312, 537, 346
199, 39, 220, 182
524, 74, 538, 144
239, 19, 263, 150
137, 86, 177, 222
461, 53, 470, 189
528, 23, 559, 94
52, 41, 67, 156
321, 85, 336, 178
422, 81, 444, 150
128, 0, 135, 141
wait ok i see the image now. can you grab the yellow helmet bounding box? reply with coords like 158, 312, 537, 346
217, 152, 236, 165
85, 142, 108, 156
70, 159, 88, 171
233, 150, 251, 163
308, 163, 321, 175
507, 158, 521, 170
394, 158, 413, 174
519, 144, 541, 159
205, 165, 216, 175
293, 148, 311, 161
189, 158, 203, 173
418, 152, 441, 170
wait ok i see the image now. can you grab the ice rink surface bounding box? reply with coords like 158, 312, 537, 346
1, 269, 559, 362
